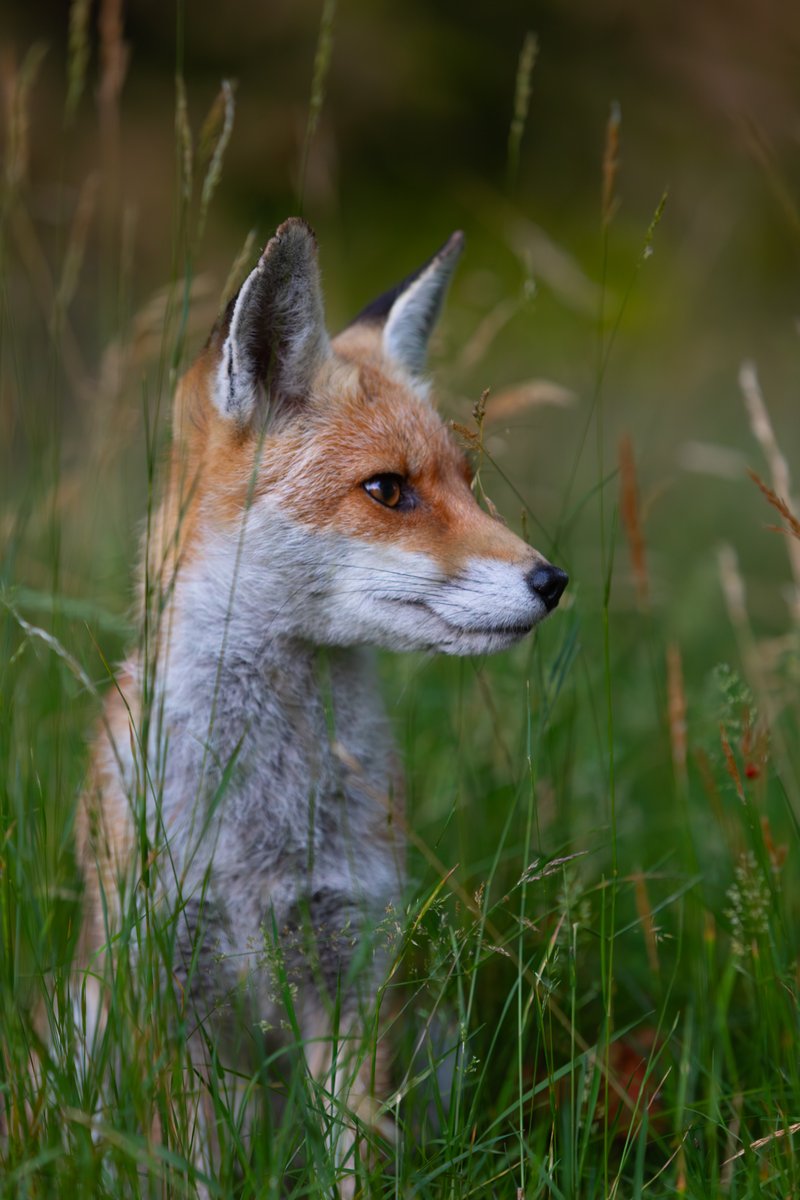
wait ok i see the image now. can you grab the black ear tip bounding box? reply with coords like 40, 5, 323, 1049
260, 217, 319, 266
434, 230, 465, 265
342, 228, 464, 334
275, 216, 317, 243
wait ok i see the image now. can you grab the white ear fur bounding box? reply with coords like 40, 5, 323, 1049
215, 218, 330, 423
381, 231, 464, 375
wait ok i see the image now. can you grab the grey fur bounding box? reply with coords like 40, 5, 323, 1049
79, 220, 562, 1193
217, 218, 331, 424
146, 577, 402, 1036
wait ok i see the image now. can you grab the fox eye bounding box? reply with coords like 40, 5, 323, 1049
363, 473, 405, 509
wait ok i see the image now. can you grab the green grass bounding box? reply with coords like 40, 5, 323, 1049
2, 7, 800, 1198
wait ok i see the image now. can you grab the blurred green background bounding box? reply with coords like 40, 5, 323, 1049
2, 3, 800, 1194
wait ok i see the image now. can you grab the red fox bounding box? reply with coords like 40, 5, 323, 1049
75, 219, 568, 1193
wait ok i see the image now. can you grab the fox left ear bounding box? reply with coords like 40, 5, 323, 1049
213, 218, 330, 424
349, 231, 464, 376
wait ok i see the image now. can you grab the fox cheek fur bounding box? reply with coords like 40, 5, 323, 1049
75, 218, 568, 1186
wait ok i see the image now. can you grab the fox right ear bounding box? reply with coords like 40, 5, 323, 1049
346, 231, 464, 377
212, 218, 330, 425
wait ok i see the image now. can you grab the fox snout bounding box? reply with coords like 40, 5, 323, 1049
527, 563, 569, 612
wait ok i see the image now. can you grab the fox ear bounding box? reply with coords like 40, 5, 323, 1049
213, 218, 330, 423
349, 231, 464, 376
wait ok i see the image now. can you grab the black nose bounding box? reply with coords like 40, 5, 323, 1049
527, 564, 569, 612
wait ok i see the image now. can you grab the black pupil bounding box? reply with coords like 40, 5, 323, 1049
366, 475, 402, 506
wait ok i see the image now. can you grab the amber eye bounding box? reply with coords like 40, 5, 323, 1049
363, 473, 405, 509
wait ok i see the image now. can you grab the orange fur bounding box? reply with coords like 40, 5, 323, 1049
148, 344, 532, 587
75, 675, 138, 957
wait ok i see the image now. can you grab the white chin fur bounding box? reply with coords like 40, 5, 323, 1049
183, 507, 544, 657
311, 534, 546, 654
387, 608, 539, 656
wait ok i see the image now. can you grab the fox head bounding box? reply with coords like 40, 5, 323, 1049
166, 219, 567, 656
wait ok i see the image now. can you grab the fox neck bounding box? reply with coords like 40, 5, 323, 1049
143, 521, 385, 784
128, 528, 400, 910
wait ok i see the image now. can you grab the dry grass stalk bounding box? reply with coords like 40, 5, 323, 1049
9, 202, 86, 390
66, 0, 92, 121
97, 0, 128, 126
666, 643, 687, 783
472, 386, 489, 428
1, 43, 47, 190
85, 274, 216, 478
602, 100, 621, 228
716, 542, 782, 738
508, 211, 599, 314
56, 172, 100, 314
0, 44, 84, 387
739, 362, 791, 498
747, 469, 800, 541
2, 603, 98, 697
739, 709, 769, 783
197, 80, 235, 240
739, 360, 800, 613
717, 543, 748, 630
722, 1120, 800, 1166
639, 189, 668, 265
298, 0, 337, 204
720, 1091, 743, 1192
450, 420, 479, 448
618, 434, 649, 609
220, 228, 258, 313
97, 0, 129, 196
678, 440, 748, 481
719, 724, 745, 803
760, 814, 787, 873
459, 294, 523, 369
738, 115, 800, 239
308, 0, 337, 142
483, 380, 575, 424
465, 183, 601, 315
692, 747, 728, 834
632, 871, 660, 976
675, 1143, 687, 1194
174, 75, 193, 208
507, 31, 538, 189
519, 851, 587, 885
